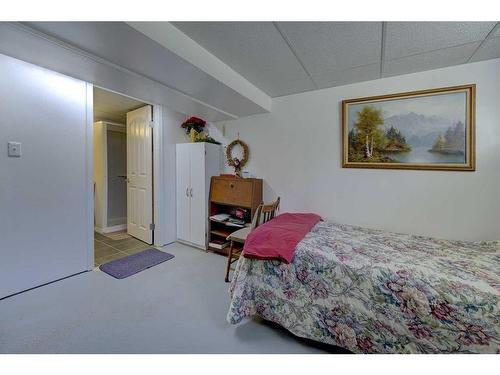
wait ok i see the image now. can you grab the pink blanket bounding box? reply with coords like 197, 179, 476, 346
243, 213, 322, 263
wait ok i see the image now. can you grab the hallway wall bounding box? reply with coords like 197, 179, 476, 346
106, 129, 127, 227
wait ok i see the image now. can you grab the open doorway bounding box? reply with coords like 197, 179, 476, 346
92, 87, 154, 267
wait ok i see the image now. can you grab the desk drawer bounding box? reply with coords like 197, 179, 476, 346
211, 178, 253, 207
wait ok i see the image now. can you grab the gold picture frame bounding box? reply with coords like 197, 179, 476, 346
342, 84, 476, 171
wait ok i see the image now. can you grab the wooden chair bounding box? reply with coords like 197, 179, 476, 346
224, 197, 280, 282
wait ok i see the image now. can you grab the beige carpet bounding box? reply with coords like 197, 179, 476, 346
0, 242, 340, 353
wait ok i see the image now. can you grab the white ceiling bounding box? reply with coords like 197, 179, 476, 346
93, 87, 145, 123
17, 22, 270, 121
172, 22, 500, 97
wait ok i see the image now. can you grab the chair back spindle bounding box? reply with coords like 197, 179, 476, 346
253, 197, 280, 229
224, 196, 280, 282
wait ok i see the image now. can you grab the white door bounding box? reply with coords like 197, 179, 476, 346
176, 144, 191, 242
126, 105, 153, 244
189, 144, 206, 247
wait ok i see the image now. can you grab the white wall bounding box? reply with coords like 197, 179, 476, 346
158, 106, 189, 245
215, 59, 500, 241
93, 121, 106, 230
0, 53, 92, 298
106, 128, 127, 227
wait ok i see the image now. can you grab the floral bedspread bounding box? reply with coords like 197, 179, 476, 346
227, 221, 500, 353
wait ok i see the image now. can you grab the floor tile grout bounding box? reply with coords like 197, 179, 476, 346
93, 233, 152, 266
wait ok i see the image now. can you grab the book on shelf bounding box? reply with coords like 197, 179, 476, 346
227, 217, 245, 225
209, 240, 229, 250
225, 221, 245, 228
210, 213, 230, 222
209, 213, 247, 228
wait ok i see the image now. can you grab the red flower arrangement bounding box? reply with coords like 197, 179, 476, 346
181, 116, 206, 135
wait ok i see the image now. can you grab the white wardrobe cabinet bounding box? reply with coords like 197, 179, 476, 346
176, 142, 221, 249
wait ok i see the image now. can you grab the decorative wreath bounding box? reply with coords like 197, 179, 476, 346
225, 139, 249, 168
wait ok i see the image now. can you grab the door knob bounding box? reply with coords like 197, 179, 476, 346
189, 188, 193, 197
186, 187, 189, 197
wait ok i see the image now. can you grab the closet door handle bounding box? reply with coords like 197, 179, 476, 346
186, 187, 189, 197
189, 188, 193, 197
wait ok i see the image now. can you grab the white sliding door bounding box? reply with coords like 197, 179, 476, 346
0, 53, 91, 298
126, 105, 153, 244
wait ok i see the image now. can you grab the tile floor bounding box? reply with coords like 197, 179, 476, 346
94, 232, 151, 267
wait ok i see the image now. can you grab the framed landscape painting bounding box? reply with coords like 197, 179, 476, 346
342, 84, 475, 171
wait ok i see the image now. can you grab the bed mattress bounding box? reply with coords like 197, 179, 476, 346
227, 220, 499, 353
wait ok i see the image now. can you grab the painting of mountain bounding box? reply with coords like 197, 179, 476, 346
342, 85, 475, 171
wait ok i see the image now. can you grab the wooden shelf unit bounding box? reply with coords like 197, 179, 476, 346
210, 228, 233, 238
208, 176, 262, 255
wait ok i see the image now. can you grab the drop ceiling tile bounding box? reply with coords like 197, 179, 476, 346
172, 22, 315, 97
271, 78, 321, 97
494, 24, 500, 37
277, 22, 382, 80
470, 37, 500, 62
315, 63, 381, 89
383, 42, 480, 77
385, 22, 495, 60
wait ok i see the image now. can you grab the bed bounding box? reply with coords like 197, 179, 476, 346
227, 220, 500, 353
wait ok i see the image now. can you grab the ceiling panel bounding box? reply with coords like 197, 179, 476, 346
170, 22, 497, 98
172, 22, 315, 97
470, 37, 500, 62
494, 25, 500, 37
270, 78, 321, 97
315, 63, 381, 89
277, 22, 382, 80
383, 42, 480, 78
93, 87, 144, 123
385, 22, 495, 60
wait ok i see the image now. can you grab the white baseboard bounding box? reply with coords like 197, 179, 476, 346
176, 239, 207, 251
108, 216, 127, 227
94, 224, 127, 234
103, 224, 127, 233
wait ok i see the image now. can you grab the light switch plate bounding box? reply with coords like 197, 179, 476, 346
8, 142, 21, 157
